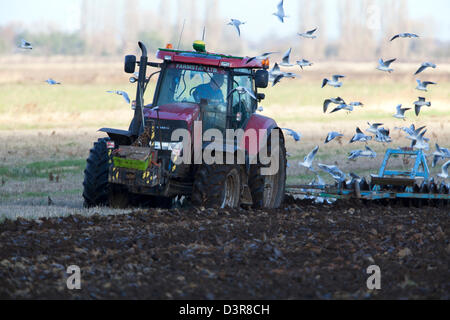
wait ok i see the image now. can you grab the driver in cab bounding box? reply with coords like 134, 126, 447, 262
192, 73, 225, 105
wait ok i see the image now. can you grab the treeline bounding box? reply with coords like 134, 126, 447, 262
0, 0, 448, 61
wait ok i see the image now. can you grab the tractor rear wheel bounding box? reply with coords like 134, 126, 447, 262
249, 131, 286, 209
192, 164, 241, 208
83, 138, 112, 208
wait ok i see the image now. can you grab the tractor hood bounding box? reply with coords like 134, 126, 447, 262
143, 103, 200, 126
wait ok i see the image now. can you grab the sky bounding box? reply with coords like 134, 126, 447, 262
0, 0, 449, 41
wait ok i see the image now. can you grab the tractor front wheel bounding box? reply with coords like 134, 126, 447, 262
83, 138, 112, 208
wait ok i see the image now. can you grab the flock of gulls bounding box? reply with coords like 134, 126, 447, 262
17, 0, 449, 184
226, 0, 449, 184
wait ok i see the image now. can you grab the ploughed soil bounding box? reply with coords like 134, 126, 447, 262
0, 197, 449, 300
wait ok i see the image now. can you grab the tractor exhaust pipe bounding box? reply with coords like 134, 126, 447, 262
130, 42, 148, 137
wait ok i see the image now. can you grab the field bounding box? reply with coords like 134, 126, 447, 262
0, 60, 449, 299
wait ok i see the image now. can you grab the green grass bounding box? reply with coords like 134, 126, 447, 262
0, 159, 85, 180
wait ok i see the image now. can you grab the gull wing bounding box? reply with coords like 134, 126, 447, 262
390, 34, 399, 41
385, 58, 396, 66
307, 28, 317, 35
282, 48, 292, 64
414, 64, 426, 75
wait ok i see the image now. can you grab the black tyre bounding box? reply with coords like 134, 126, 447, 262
83, 138, 112, 208
192, 164, 241, 208
249, 131, 287, 209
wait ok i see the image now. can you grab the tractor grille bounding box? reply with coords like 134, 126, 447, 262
145, 118, 188, 142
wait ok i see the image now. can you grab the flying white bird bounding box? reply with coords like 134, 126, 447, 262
390, 33, 419, 41
107, 90, 131, 104
281, 128, 302, 142
227, 19, 246, 37
366, 122, 384, 134
374, 127, 392, 143
318, 163, 346, 182
45, 78, 61, 85
325, 131, 344, 144
413, 97, 431, 116
280, 48, 294, 67
296, 59, 313, 69
348, 146, 377, 160
298, 146, 319, 172
412, 129, 429, 150
227, 86, 257, 100
246, 52, 277, 64
437, 160, 450, 179
273, 0, 288, 23
432, 144, 450, 168
330, 103, 353, 114
393, 104, 410, 120
323, 97, 345, 113
376, 58, 396, 73
415, 79, 436, 91
414, 62, 436, 75
19, 39, 33, 50
350, 127, 372, 143
322, 75, 345, 88
297, 28, 318, 39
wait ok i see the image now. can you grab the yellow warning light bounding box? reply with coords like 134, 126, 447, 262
262, 58, 270, 67
166, 43, 173, 49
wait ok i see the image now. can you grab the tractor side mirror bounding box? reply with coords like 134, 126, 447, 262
124, 55, 137, 74
255, 70, 269, 88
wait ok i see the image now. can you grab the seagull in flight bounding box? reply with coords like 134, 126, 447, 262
325, 131, 344, 144
227, 19, 246, 37
322, 75, 345, 88
348, 146, 377, 160
432, 144, 450, 168
393, 104, 410, 120
273, 0, 288, 23
19, 39, 33, 50
296, 59, 313, 69
376, 58, 396, 73
412, 129, 429, 150
390, 33, 419, 41
298, 28, 318, 39
350, 127, 372, 143
416, 79, 436, 92
318, 163, 346, 183
107, 90, 131, 104
298, 146, 319, 172
323, 97, 345, 113
330, 103, 353, 114
45, 78, 61, 85
437, 160, 450, 179
246, 52, 277, 64
413, 97, 431, 116
282, 128, 302, 142
414, 62, 436, 75
374, 127, 392, 143
366, 122, 384, 134
279, 48, 294, 67
227, 86, 257, 100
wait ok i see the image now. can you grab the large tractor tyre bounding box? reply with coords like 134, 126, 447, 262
83, 138, 112, 208
249, 132, 287, 209
192, 164, 241, 208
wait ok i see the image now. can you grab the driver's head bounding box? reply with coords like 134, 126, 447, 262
210, 73, 225, 90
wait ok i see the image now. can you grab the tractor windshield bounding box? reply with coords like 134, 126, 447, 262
156, 63, 229, 132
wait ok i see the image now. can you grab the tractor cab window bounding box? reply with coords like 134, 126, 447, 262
231, 69, 255, 128
155, 63, 229, 133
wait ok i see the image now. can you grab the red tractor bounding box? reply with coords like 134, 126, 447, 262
83, 41, 286, 209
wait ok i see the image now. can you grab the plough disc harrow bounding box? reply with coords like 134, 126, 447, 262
287, 148, 449, 207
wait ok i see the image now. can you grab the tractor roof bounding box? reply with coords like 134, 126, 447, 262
156, 48, 264, 69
